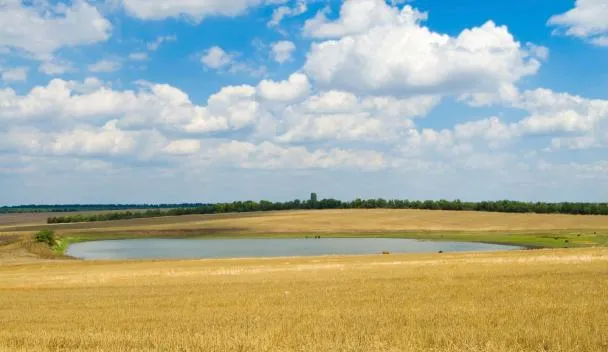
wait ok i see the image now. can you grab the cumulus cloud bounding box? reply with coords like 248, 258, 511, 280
0, 0, 111, 59
271, 40, 296, 63
303, 1, 545, 97
304, 0, 428, 38
0, 73, 433, 172
0, 77, 271, 137
275, 91, 439, 143
201, 46, 234, 69
257, 73, 310, 102
409, 87, 608, 152
268, 0, 307, 28
1, 67, 28, 83
0, 1, 603, 181
513, 89, 608, 149
548, 0, 608, 46
0, 121, 164, 159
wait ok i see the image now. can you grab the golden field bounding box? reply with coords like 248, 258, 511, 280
1, 209, 607, 351
1, 248, 607, 352
4, 209, 608, 233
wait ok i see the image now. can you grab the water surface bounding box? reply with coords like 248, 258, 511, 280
67, 238, 521, 260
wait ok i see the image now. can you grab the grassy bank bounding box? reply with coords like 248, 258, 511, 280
54, 229, 608, 255
1, 248, 606, 351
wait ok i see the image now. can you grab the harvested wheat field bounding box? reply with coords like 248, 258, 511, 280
5, 209, 608, 234
1, 248, 607, 352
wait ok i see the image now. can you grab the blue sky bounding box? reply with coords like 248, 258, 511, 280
0, 0, 607, 204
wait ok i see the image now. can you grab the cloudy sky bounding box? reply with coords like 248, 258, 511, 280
0, 0, 607, 204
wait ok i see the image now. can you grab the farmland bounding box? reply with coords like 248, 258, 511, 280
1, 209, 607, 351
0, 248, 606, 351
1, 209, 608, 261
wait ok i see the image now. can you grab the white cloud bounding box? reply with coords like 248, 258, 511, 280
163, 139, 201, 155
49, 122, 139, 157
277, 111, 402, 143
1, 67, 28, 83
271, 40, 296, 63
0, 0, 111, 59
0, 122, 163, 159
303, 1, 544, 97
39, 60, 75, 76
268, 0, 307, 27
516, 110, 596, 135
129, 52, 149, 61
210, 141, 388, 170
0, 74, 434, 171
88, 59, 121, 73
201, 46, 234, 69
203, 84, 262, 130
273, 90, 439, 143
453, 87, 608, 150
304, 0, 427, 38
453, 117, 515, 143
0, 78, 284, 137
147, 35, 177, 51
121, 0, 289, 22
201, 46, 265, 76
257, 73, 310, 102
548, 0, 608, 46
513, 88, 608, 140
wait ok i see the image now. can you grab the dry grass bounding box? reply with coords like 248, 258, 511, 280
1, 248, 607, 351
181, 209, 608, 232
0, 212, 52, 227
5, 209, 608, 234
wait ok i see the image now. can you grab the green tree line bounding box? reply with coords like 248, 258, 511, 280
1, 203, 208, 214
47, 198, 608, 224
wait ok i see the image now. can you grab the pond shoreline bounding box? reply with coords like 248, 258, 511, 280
65, 237, 525, 261
54, 231, 558, 259
3, 228, 599, 264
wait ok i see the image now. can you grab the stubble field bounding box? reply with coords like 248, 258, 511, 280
1, 248, 607, 351
1, 209, 607, 351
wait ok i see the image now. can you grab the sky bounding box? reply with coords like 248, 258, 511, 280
0, 0, 607, 205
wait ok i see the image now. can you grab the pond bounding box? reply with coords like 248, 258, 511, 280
66, 238, 522, 260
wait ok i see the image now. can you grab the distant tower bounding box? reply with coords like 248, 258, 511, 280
310, 193, 318, 208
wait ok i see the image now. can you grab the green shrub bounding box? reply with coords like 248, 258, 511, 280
34, 230, 56, 246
